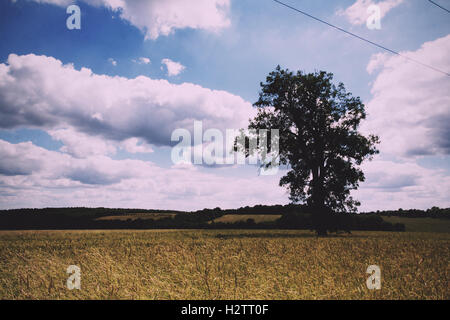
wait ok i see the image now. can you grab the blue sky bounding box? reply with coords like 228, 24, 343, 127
0, 0, 449, 211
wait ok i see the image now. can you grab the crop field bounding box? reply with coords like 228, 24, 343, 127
0, 229, 448, 300
211, 214, 282, 224
382, 217, 450, 233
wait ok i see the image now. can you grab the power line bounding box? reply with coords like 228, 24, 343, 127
272, 0, 450, 77
428, 0, 450, 14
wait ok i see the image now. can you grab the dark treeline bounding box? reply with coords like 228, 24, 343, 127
361, 206, 450, 219
0, 204, 306, 217
221, 204, 307, 215
210, 205, 450, 218
0, 205, 447, 231
211, 213, 405, 232
0, 207, 183, 217
0, 207, 222, 230
2, 204, 448, 217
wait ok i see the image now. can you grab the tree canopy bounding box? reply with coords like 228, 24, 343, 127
241, 66, 379, 235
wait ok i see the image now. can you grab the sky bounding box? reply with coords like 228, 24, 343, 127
0, 0, 449, 211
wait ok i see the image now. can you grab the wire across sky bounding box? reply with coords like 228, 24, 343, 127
272, 0, 450, 77
428, 0, 450, 14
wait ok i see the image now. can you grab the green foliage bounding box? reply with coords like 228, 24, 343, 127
275, 212, 405, 232
2, 205, 449, 231
238, 66, 380, 234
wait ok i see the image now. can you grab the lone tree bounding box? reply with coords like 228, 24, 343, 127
240, 66, 379, 236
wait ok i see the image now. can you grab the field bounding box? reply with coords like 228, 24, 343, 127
211, 214, 281, 224
0, 229, 448, 300
382, 217, 450, 233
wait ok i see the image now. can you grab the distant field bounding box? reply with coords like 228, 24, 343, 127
98, 213, 283, 224
95, 213, 176, 221
211, 214, 281, 224
0, 229, 448, 299
210, 214, 450, 233
382, 217, 450, 233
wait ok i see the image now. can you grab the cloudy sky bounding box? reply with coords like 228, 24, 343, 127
0, 0, 449, 211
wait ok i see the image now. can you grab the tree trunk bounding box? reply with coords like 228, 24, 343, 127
313, 205, 328, 237
311, 166, 328, 236
316, 225, 328, 237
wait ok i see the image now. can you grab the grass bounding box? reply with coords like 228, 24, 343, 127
382, 217, 450, 233
0, 229, 448, 300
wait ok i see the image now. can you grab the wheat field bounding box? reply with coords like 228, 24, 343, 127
0, 229, 448, 300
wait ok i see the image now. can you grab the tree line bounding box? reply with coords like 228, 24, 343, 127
1, 205, 447, 231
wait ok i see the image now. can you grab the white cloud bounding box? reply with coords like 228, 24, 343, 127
366, 52, 388, 74
348, 34, 450, 211
354, 158, 450, 210
23, 0, 231, 40
161, 58, 186, 76
0, 139, 287, 210
1, 138, 448, 211
108, 58, 117, 66
338, 0, 404, 25
49, 128, 117, 158
0, 139, 149, 186
133, 57, 151, 65
361, 35, 450, 157
48, 128, 153, 158
0, 53, 255, 148
120, 137, 153, 154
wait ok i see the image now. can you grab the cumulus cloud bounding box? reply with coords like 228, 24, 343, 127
0, 139, 148, 186
120, 137, 154, 154
362, 35, 450, 157
49, 128, 117, 158
161, 58, 186, 76
48, 128, 153, 158
354, 159, 450, 210
338, 0, 404, 25
23, 0, 231, 40
133, 57, 151, 65
366, 52, 389, 74
0, 53, 255, 148
0, 141, 41, 176
1, 138, 448, 211
0, 139, 287, 210
349, 34, 450, 210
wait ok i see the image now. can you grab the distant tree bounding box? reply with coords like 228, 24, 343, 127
238, 66, 379, 236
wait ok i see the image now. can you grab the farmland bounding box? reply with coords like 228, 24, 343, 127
211, 214, 281, 224
0, 229, 448, 300
382, 216, 450, 233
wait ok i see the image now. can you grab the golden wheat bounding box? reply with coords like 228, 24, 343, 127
0, 230, 448, 299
